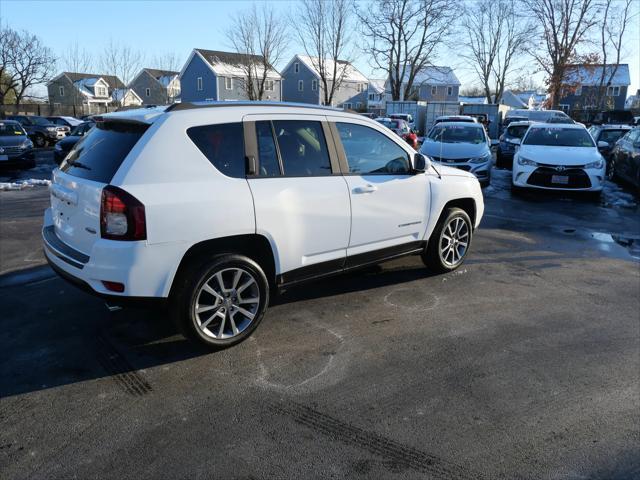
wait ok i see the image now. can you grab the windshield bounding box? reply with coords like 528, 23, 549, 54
428, 125, 485, 144
506, 125, 529, 138
599, 129, 629, 144
0, 123, 26, 136
523, 127, 595, 147
31, 116, 53, 126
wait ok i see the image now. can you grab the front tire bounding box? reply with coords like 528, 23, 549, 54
422, 208, 473, 274
33, 133, 46, 148
171, 254, 269, 349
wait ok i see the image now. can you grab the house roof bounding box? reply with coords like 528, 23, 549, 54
500, 90, 529, 108
193, 49, 281, 79
289, 55, 369, 83
112, 88, 142, 103
61, 72, 126, 89
564, 64, 631, 86
143, 68, 180, 87
368, 79, 386, 94
400, 66, 460, 86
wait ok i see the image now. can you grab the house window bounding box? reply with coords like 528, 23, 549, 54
298, 80, 304, 91
431, 85, 437, 95
356, 102, 362, 109
447, 86, 453, 96
368, 93, 375, 101
575, 85, 582, 96
559, 104, 570, 112
59, 86, 64, 97
607, 86, 620, 97
145, 88, 151, 97
343, 103, 352, 109
294, 62, 299, 74
197, 77, 203, 91
225, 77, 233, 90
265, 80, 274, 91
96, 86, 107, 97
311, 79, 317, 91
357, 84, 362, 93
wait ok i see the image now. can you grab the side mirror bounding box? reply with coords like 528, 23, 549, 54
597, 140, 609, 149
413, 153, 429, 173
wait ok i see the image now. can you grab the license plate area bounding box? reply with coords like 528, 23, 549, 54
0, 154, 8, 161
551, 175, 569, 184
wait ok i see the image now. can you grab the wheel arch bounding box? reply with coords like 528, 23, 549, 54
439, 198, 476, 228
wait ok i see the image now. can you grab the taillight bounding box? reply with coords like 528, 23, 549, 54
100, 185, 146, 241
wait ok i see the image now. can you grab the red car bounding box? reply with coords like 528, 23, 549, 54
375, 118, 418, 149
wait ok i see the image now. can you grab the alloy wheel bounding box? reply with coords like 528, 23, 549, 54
193, 267, 260, 339
440, 217, 469, 267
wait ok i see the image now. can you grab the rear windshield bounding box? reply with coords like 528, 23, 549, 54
599, 129, 629, 144
506, 125, 529, 138
523, 127, 594, 147
60, 120, 148, 183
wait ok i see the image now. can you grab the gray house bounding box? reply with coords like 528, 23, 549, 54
391, 66, 460, 102
129, 68, 181, 105
559, 64, 630, 111
366, 79, 386, 116
179, 49, 282, 102
47, 72, 125, 110
281, 55, 369, 109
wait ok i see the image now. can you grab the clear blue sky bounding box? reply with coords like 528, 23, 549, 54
1, 0, 639, 98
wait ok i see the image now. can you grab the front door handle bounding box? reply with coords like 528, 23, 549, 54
353, 184, 378, 194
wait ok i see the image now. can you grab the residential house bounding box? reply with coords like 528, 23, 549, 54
390, 66, 460, 102
112, 88, 143, 107
624, 89, 640, 110
180, 49, 282, 102
366, 79, 386, 116
130, 68, 181, 105
281, 54, 369, 109
499, 90, 529, 109
559, 64, 631, 111
47, 72, 126, 111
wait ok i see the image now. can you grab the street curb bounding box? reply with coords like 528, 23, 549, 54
0, 265, 55, 288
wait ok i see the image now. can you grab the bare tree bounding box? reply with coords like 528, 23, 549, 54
526, 0, 598, 108
150, 51, 183, 103
226, 4, 288, 101
461, 0, 534, 104
0, 27, 55, 105
62, 41, 93, 107
590, 0, 634, 110
295, 0, 353, 105
100, 39, 143, 97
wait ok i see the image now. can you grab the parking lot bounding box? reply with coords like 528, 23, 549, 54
1, 150, 639, 479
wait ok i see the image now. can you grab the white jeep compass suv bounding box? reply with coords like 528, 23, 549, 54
43, 102, 484, 348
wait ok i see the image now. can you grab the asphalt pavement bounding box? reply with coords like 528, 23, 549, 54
0, 152, 639, 479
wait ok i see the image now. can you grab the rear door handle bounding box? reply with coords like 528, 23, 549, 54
353, 184, 378, 194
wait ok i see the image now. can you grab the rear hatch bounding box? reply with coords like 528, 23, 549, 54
51, 119, 149, 255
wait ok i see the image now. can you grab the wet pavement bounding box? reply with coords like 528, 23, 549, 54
1, 153, 639, 480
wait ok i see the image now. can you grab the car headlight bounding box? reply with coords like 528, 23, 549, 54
585, 158, 604, 169
469, 153, 492, 164
517, 156, 538, 167
21, 140, 33, 149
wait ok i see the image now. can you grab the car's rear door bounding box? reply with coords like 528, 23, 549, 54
327, 117, 430, 266
243, 114, 351, 285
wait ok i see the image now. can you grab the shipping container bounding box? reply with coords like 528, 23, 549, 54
424, 102, 461, 133
385, 101, 427, 134
460, 103, 502, 139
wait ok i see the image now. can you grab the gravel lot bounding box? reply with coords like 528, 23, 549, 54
1, 151, 639, 479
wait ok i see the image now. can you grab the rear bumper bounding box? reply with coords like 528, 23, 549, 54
43, 208, 187, 299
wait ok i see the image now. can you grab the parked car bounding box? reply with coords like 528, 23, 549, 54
43, 103, 484, 348
588, 110, 635, 126
504, 109, 573, 124
0, 120, 35, 170
496, 121, 534, 169
5, 115, 66, 147
420, 121, 492, 187
434, 115, 477, 125
389, 113, 415, 131
375, 118, 418, 149
47, 116, 83, 134
587, 124, 632, 176
512, 123, 605, 192
608, 127, 640, 191
53, 121, 95, 165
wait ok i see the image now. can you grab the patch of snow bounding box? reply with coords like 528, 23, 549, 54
0, 179, 51, 191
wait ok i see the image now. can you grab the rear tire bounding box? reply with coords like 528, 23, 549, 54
422, 208, 472, 274
170, 254, 269, 349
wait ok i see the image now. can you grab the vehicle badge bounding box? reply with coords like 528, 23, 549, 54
555, 166, 566, 172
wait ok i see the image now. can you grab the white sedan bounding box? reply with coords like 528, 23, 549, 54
512, 123, 606, 192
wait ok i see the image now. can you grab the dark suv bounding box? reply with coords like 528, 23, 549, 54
0, 120, 35, 170
5, 115, 66, 147
496, 121, 533, 169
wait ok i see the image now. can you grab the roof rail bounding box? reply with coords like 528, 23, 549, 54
165, 101, 343, 113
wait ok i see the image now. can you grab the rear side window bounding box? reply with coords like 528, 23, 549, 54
255, 121, 281, 177
61, 121, 148, 183
187, 122, 245, 178
272, 120, 331, 176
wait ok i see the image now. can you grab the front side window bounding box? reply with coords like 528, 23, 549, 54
272, 120, 331, 176
523, 127, 595, 147
336, 123, 411, 175
187, 122, 245, 178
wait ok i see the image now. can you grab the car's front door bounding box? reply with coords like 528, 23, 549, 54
243, 115, 351, 285
329, 118, 430, 266
618, 130, 639, 180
